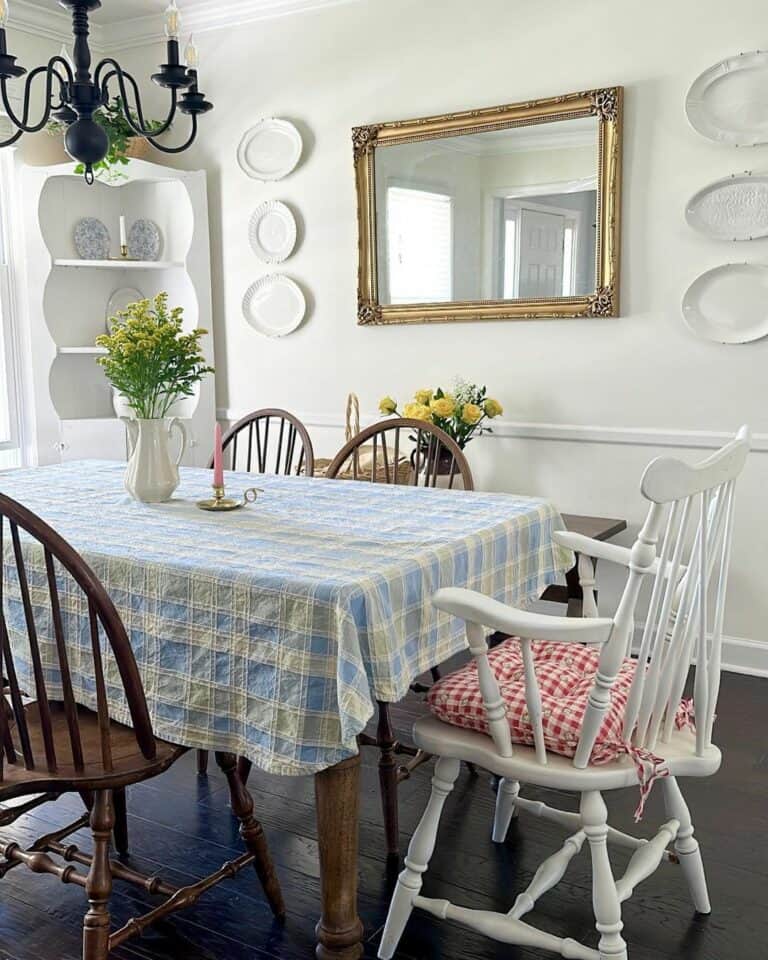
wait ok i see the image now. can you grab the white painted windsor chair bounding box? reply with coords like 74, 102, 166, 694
378, 427, 750, 960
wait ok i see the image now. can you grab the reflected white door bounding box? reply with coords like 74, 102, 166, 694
517, 208, 565, 298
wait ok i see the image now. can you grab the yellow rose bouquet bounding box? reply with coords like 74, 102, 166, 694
378, 378, 503, 449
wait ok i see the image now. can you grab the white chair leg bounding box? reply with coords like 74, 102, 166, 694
492, 778, 520, 843
378, 756, 461, 960
662, 777, 711, 915
581, 790, 627, 960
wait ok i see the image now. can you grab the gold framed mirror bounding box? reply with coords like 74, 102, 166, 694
354, 87, 622, 325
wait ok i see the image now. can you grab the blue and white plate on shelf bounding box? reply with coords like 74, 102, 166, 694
74, 217, 110, 260
128, 219, 162, 261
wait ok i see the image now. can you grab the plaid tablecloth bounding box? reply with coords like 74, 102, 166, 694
0, 461, 572, 775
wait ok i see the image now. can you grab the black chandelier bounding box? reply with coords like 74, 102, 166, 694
0, 0, 212, 183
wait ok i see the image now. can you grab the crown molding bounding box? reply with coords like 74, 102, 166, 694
7, 0, 360, 55
100, 0, 362, 52
8, 0, 106, 49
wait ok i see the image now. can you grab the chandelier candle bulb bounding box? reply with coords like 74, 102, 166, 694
165, 0, 181, 40
0, 0, 9, 28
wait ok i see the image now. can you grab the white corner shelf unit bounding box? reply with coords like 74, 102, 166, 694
21, 159, 215, 467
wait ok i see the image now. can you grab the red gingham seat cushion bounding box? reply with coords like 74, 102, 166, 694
427, 638, 691, 766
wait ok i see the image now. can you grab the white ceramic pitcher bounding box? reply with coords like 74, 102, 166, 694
121, 418, 187, 503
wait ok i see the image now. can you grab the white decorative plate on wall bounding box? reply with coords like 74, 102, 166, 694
248, 201, 297, 263
128, 219, 162, 261
686, 172, 768, 240
74, 217, 110, 260
682, 263, 768, 343
686, 51, 768, 145
242, 275, 306, 337
237, 119, 303, 181
106, 286, 143, 333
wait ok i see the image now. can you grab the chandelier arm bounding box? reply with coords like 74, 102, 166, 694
146, 113, 198, 154
96, 60, 177, 137
0, 126, 23, 149
0, 65, 57, 134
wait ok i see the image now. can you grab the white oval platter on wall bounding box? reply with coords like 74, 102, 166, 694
682, 263, 768, 343
686, 172, 768, 240
237, 119, 303, 181
249, 201, 297, 263
686, 51, 768, 145
242, 275, 306, 337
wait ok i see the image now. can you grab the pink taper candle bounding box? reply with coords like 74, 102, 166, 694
213, 422, 224, 489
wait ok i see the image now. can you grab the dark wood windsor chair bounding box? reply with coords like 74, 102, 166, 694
211, 407, 315, 477
326, 418, 475, 859
0, 493, 284, 959
196, 408, 315, 780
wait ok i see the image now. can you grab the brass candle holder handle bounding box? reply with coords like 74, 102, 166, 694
197, 485, 264, 512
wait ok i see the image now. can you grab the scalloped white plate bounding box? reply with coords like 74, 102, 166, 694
682, 263, 768, 343
686, 51, 768, 145
242, 275, 306, 338
686, 172, 768, 240
249, 201, 297, 263
237, 119, 303, 181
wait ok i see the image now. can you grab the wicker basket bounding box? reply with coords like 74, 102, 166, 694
314, 394, 411, 482
125, 137, 151, 160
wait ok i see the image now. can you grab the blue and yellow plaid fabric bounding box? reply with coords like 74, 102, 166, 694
0, 461, 572, 775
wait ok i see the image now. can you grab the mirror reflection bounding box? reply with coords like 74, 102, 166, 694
374, 116, 599, 306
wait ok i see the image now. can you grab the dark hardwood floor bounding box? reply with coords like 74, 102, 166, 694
0, 671, 765, 960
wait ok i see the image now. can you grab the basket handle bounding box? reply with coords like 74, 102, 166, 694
345, 393, 361, 442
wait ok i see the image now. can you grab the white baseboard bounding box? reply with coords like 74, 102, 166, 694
631, 630, 768, 678
717, 635, 768, 678
216, 410, 768, 454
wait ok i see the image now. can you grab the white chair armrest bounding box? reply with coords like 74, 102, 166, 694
554, 531, 685, 584
553, 530, 633, 568
433, 587, 614, 645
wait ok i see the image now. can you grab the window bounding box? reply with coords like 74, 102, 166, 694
0, 151, 22, 469
386, 186, 453, 304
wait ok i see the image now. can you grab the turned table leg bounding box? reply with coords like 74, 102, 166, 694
314, 754, 364, 960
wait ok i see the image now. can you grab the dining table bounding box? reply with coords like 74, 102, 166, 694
0, 460, 573, 958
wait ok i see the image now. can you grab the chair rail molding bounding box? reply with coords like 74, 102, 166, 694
216, 410, 768, 454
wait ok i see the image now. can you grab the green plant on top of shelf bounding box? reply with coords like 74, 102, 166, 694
48, 97, 165, 182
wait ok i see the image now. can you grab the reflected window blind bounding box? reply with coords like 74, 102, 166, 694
386, 186, 453, 304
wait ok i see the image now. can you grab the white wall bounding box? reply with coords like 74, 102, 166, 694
107, 0, 768, 662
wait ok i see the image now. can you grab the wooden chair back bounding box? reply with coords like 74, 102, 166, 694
211, 409, 315, 477
0, 493, 156, 781
326, 418, 474, 490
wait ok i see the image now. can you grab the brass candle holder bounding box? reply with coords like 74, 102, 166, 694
109, 246, 139, 262
196, 484, 263, 512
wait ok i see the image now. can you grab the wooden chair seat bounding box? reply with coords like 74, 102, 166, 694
412, 715, 722, 792
0, 702, 185, 799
